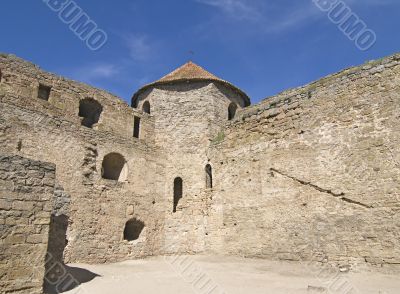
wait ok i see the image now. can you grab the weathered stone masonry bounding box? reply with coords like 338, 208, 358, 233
207, 54, 400, 266
0, 53, 162, 267
0, 52, 400, 292
0, 155, 55, 294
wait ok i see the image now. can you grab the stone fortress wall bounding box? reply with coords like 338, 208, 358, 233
0, 54, 163, 265
0, 155, 55, 294
207, 53, 400, 267
0, 52, 399, 293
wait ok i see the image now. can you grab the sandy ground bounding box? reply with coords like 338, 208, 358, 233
60, 256, 400, 294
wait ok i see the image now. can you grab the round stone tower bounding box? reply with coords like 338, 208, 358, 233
131, 62, 250, 253
132, 61, 250, 150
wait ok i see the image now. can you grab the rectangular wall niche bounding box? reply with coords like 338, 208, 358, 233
38, 84, 51, 101
133, 116, 141, 139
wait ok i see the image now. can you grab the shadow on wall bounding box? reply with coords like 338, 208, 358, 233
43, 213, 100, 293
44, 265, 100, 294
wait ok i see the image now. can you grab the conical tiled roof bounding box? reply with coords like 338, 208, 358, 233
132, 62, 250, 106
157, 61, 222, 83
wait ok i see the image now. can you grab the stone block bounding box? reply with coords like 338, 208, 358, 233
5, 234, 26, 244
42, 177, 54, 187
26, 234, 47, 244
126, 205, 134, 216
12, 200, 35, 211
0, 198, 12, 210
33, 218, 51, 225
0, 179, 13, 191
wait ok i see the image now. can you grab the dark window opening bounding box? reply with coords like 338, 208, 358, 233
205, 164, 213, 189
142, 101, 151, 114
133, 116, 141, 138
123, 218, 145, 241
79, 98, 103, 128
38, 84, 51, 101
17, 140, 22, 152
228, 103, 238, 120
173, 177, 183, 213
101, 153, 127, 181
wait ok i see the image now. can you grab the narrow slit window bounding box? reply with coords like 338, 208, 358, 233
38, 84, 51, 101
205, 164, 213, 189
173, 177, 183, 213
133, 116, 141, 139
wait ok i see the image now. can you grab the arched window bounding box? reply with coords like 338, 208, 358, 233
101, 153, 128, 182
205, 164, 213, 189
123, 218, 145, 241
79, 98, 103, 128
173, 177, 183, 213
228, 103, 237, 121
142, 101, 151, 114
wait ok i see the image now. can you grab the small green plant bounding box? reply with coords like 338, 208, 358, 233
211, 131, 225, 145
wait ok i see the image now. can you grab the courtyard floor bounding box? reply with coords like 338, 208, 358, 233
62, 256, 400, 294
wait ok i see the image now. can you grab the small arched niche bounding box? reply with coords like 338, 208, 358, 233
123, 218, 145, 241
79, 98, 103, 128
205, 164, 213, 189
173, 177, 183, 213
142, 101, 151, 114
228, 103, 238, 121
101, 153, 128, 182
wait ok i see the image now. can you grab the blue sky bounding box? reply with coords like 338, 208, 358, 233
1, 0, 399, 104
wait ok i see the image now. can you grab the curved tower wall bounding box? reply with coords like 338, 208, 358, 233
135, 81, 247, 253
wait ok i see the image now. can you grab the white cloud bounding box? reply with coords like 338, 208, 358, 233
195, 0, 262, 21
86, 64, 120, 79
60, 63, 120, 87
192, 1, 322, 37
124, 34, 156, 62
194, 0, 398, 36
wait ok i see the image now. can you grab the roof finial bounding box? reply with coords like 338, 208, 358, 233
188, 50, 195, 62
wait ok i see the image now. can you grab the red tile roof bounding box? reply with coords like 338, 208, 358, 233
157, 61, 222, 82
